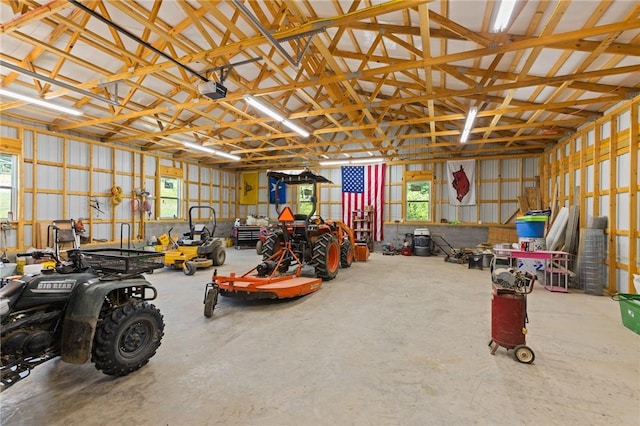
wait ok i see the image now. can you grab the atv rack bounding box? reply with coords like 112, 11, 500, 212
80, 248, 164, 279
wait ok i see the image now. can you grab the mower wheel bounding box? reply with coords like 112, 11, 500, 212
256, 240, 263, 255
183, 261, 197, 276
340, 240, 353, 268
203, 286, 219, 318
514, 345, 535, 364
211, 246, 226, 266
313, 233, 340, 280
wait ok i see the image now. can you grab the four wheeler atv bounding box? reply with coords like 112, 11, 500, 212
164, 206, 226, 275
0, 248, 165, 392
261, 170, 356, 281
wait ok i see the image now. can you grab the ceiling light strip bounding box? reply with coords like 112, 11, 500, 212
183, 142, 241, 161
460, 107, 478, 143
0, 60, 119, 106
244, 95, 309, 138
493, 0, 517, 32
0, 88, 83, 116
319, 158, 385, 166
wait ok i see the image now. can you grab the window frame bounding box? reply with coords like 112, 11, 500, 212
404, 170, 433, 222
159, 176, 181, 219
0, 153, 18, 221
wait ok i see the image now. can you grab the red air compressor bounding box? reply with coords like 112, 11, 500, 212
489, 270, 536, 363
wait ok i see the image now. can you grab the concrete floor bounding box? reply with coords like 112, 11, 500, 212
1, 249, 639, 425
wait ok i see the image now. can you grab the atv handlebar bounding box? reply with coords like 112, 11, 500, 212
17, 250, 57, 259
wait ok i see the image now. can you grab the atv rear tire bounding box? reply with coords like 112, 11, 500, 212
92, 301, 164, 376
211, 246, 226, 266
340, 240, 353, 268
262, 232, 284, 260
313, 233, 340, 280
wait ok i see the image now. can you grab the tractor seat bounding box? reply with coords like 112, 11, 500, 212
178, 239, 204, 246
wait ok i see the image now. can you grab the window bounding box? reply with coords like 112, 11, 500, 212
406, 180, 431, 221
297, 184, 314, 216
160, 176, 180, 218
0, 154, 17, 220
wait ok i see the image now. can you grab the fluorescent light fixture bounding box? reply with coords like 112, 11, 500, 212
244, 95, 284, 121
319, 159, 351, 166
319, 157, 385, 166
351, 157, 384, 164
493, 0, 517, 32
0, 88, 83, 116
461, 107, 478, 143
244, 95, 309, 138
282, 119, 310, 138
183, 142, 241, 161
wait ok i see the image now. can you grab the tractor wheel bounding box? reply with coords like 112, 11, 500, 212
92, 301, 164, 376
313, 233, 340, 280
340, 240, 354, 268
211, 246, 226, 266
183, 261, 197, 275
256, 240, 263, 255
262, 232, 285, 260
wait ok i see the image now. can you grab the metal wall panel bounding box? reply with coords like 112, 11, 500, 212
617, 193, 630, 230
23, 130, 33, 158
67, 139, 89, 165
501, 203, 517, 223
200, 185, 210, 200
522, 157, 539, 178
600, 159, 610, 190
36, 164, 62, 190
480, 204, 498, 223
36, 133, 62, 162
115, 149, 132, 171
115, 173, 133, 196
480, 182, 498, 200
68, 194, 89, 218
0, 126, 18, 138
188, 183, 199, 198
586, 164, 594, 192
92, 145, 112, 169
66, 169, 89, 192
36, 193, 61, 220
500, 181, 518, 199
23, 193, 33, 221
482, 159, 499, 179
500, 158, 519, 179
601, 121, 611, 139
617, 152, 630, 187
145, 155, 157, 175
459, 205, 477, 223
93, 171, 112, 193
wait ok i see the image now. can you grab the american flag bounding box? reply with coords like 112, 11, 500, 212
342, 164, 386, 241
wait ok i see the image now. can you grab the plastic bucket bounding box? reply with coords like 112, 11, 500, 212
516, 216, 547, 238
613, 293, 640, 335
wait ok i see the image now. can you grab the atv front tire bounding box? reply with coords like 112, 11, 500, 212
92, 301, 165, 376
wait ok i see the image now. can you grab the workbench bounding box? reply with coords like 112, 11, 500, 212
493, 248, 571, 293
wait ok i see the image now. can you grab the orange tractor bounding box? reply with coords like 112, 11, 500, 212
203, 169, 356, 317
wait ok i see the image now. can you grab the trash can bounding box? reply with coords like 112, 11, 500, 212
413, 228, 432, 256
